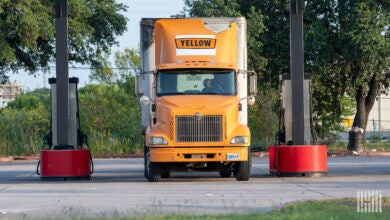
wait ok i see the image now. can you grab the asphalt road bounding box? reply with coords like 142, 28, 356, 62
0, 156, 389, 218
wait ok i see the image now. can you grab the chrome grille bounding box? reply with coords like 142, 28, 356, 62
176, 115, 222, 142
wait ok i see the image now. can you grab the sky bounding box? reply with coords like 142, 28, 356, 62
9, 0, 185, 91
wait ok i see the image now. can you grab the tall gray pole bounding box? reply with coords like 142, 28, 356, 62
290, 0, 305, 145
378, 93, 381, 133
55, 0, 70, 146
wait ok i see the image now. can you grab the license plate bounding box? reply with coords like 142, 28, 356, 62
226, 153, 240, 160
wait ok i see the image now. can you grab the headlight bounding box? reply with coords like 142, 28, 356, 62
230, 136, 248, 144
149, 136, 168, 145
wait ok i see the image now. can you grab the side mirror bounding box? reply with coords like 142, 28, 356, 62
249, 71, 257, 97
248, 71, 257, 105
135, 73, 143, 97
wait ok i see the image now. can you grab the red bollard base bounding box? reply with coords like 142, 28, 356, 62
40, 149, 92, 180
268, 145, 328, 177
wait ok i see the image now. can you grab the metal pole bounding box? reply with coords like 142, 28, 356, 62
290, 0, 305, 145
55, 0, 70, 146
378, 94, 381, 134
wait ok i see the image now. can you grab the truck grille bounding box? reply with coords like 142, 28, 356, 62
176, 115, 222, 142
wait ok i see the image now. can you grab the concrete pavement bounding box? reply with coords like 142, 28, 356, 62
0, 156, 389, 218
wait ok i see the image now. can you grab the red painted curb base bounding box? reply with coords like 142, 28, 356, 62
269, 145, 328, 177
40, 149, 92, 179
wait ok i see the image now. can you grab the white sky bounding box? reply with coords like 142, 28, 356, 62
9, 0, 185, 91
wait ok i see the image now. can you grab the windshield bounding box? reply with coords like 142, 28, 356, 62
156, 69, 236, 96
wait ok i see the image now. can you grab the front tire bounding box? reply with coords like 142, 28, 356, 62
144, 146, 148, 179
144, 147, 161, 182
233, 150, 251, 181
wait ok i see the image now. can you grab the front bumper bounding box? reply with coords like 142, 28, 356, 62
149, 147, 249, 162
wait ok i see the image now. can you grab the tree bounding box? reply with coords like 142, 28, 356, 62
183, 1, 390, 150
89, 52, 118, 84
305, 1, 390, 151
78, 82, 142, 154
182, 0, 267, 75
179, 0, 289, 146
82, 46, 143, 154
0, 0, 127, 76
0, 80, 143, 156
183, 0, 241, 17
243, 0, 290, 88
90, 47, 142, 84
343, 2, 389, 151
304, 0, 354, 138
0, 74, 8, 84
0, 89, 50, 156
114, 47, 141, 77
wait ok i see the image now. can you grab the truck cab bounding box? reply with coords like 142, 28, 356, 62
136, 18, 257, 182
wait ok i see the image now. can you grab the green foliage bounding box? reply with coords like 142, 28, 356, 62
181, 0, 268, 76
305, 1, 390, 144
312, 94, 356, 138
114, 47, 142, 77
0, 77, 142, 156
0, 74, 9, 84
0, 88, 51, 155
78, 80, 142, 155
0, 99, 50, 156
7, 94, 40, 110
324, 136, 390, 152
182, 0, 241, 17
1, 1, 389, 156
114, 198, 389, 219
249, 89, 279, 148
90, 52, 118, 84
249, 1, 290, 87
0, 0, 127, 75
182, 0, 390, 144
28, 88, 51, 106
182, 0, 275, 146
90, 47, 142, 84
245, 6, 267, 74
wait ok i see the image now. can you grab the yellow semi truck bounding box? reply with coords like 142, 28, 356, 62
136, 17, 257, 182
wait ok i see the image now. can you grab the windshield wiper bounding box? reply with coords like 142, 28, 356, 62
202, 92, 220, 95
159, 92, 186, 96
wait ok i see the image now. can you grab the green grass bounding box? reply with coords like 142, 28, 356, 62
24, 197, 389, 220
363, 142, 390, 151
328, 141, 390, 152
132, 198, 390, 220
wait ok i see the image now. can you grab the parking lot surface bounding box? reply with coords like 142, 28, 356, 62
0, 156, 389, 218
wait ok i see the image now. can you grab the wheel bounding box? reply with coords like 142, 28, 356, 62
161, 167, 171, 178
144, 146, 148, 179
233, 150, 251, 181
219, 167, 232, 178
144, 147, 161, 182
